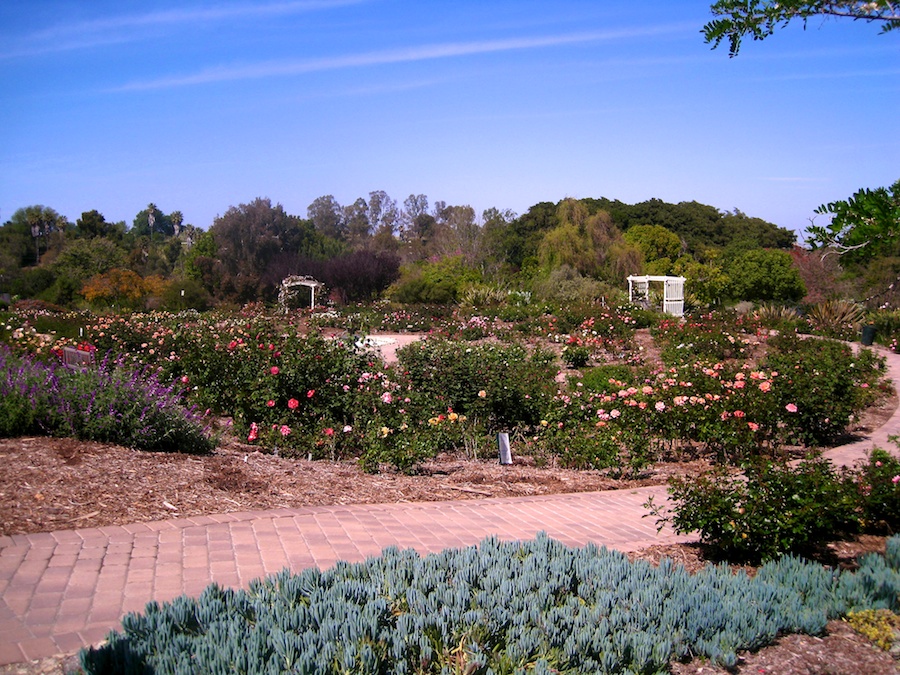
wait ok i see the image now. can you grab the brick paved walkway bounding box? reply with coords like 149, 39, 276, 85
1, 344, 899, 666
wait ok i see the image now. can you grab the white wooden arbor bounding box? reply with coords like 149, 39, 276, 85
627, 275, 686, 317
278, 275, 325, 312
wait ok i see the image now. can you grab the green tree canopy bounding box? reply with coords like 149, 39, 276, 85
726, 248, 806, 302
705, 1, 900, 56
51, 237, 128, 286
76, 210, 111, 239
623, 224, 684, 264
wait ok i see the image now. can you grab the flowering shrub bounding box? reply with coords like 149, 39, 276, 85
448, 314, 506, 341
549, 310, 642, 366
307, 302, 452, 334
851, 446, 900, 531
178, 329, 371, 450
0, 347, 212, 453
0, 348, 51, 436
2, 320, 59, 356
652, 313, 752, 367
762, 334, 887, 446
396, 338, 557, 431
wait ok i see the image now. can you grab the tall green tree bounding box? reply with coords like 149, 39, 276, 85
132, 203, 175, 238
307, 195, 345, 241
51, 237, 128, 285
705, 1, 900, 56
76, 210, 109, 239
367, 190, 399, 237
3, 205, 69, 266
343, 198, 371, 248
208, 197, 335, 303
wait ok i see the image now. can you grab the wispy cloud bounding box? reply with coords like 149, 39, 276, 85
2, 0, 368, 59
761, 176, 828, 183
114, 23, 692, 92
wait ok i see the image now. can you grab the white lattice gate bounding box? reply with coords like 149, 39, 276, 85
627, 275, 686, 317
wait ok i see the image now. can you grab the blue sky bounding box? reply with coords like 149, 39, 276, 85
1, 1, 897, 239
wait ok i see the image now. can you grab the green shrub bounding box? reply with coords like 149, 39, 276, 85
539, 423, 650, 474
576, 364, 644, 394
561, 343, 590, 368
389, 256, 481, 305
752, 303, 803, 334
868, 309, 900, 348
80, 533, 900, 674
654, 456, 859, 564
805, 299, 865, 340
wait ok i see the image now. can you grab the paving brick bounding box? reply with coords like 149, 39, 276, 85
52, 630, 89, 654
22, 605, 59, 629
58, 596, 93, 618
17, 637, 59, 662
0, 642, 26, 668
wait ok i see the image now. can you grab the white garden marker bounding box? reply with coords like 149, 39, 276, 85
498, 433, 512, 465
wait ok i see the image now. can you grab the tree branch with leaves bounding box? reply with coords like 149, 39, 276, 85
704, 1, 900, 55
805, 179, 900, 264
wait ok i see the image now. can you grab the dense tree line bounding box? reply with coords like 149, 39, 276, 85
0, 188, 821, 311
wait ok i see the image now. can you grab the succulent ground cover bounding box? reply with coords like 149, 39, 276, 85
77, 534, 900, 674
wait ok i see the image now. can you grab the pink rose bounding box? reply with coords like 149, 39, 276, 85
785, 403, 798, 413
270, 366, 279, 375
280, 425, 291, 437
307, 389, 315, 398
287, 398, 299, 410
266, 400, 275, 407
